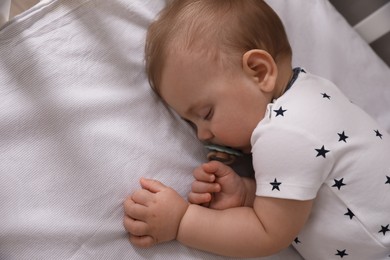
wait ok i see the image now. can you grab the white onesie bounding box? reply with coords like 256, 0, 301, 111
251, 69, 390, 259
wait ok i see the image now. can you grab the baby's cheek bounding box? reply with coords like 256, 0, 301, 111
220, 126, 249, 147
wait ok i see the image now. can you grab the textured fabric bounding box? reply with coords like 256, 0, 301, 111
0, 0, 389, 259
252, 71, 390, 259
0, 0, 10, 27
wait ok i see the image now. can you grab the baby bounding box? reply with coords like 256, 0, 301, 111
123, 0, 390, 258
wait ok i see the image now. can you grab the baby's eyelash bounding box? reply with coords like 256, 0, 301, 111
204, 109, 213, 120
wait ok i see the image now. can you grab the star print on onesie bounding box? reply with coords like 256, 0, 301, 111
273, 106, 287, 117
251, 68, 390, 259
344, 208, 355, 220
379, 225, 390, 236
315, 145, 330, 158
270, 178, 282, 191
321, 92, 331, 100
332, 178, 346, 190
338, 131, 349, 143
375, 129, 383, 139
335, 249, 348, 258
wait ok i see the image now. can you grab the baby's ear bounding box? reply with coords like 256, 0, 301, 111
242, 49, 277, 93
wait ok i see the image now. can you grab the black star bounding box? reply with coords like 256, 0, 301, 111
270, 178, 282, 191
273, 106, 287, 117
294, 237, 301, 244
338, 131, 349, 143
332, 178, 346, 190
321, 93, 331, 99
315, 145, 330, 158
344, 208, 355, 220
379, 224, 390, 236
335, 249, 348, 258
374, 130, 383, 139
386, 176, 390, 185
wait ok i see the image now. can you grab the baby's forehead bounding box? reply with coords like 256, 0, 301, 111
164, 40, 239, 70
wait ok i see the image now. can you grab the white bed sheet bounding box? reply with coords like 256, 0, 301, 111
0, 0, 389, 259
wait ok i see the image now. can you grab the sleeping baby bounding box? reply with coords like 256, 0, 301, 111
123, 0, 390, 258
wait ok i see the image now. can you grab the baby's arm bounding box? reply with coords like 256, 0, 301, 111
189, 161, 255, 209
178, 197, 312, 257
124, 178, 313, 257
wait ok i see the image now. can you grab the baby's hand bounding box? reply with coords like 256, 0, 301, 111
189, 161, 247, 210
123, 178, 189, 248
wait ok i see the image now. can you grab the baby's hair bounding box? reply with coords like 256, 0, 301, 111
145, 0, 292, 95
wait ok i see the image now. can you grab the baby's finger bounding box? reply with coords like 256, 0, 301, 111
193, 166, 216, 182
188, 191, 212, 205
123, 197, 148, 221
123, 196, 136, 213
129, 234, 156, 248
123, 215, 149, 236
191, 180, 220, 194
203, 160, 234, 178
131, 189, 154, 206
140, 178, 167, 193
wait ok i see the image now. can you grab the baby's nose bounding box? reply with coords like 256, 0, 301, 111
197, 128, 213, 142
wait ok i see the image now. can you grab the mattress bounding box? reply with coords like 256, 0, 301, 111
0, 0, 389, 259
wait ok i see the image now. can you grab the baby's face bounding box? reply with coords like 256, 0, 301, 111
159, 50, 270, 153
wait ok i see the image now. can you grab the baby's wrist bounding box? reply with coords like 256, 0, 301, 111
242, 178, 256, 207
175, 202, 190, 240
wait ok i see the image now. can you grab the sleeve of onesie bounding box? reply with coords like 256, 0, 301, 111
251, 123, 335, 201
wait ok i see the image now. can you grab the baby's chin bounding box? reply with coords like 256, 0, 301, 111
238, 146, 251, 154
242, 149, 252, 154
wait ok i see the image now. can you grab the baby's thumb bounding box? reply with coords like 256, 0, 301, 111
139, 178, 166, 193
